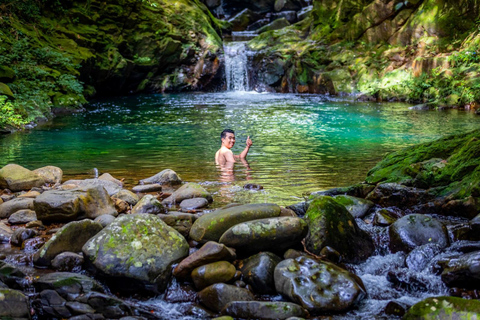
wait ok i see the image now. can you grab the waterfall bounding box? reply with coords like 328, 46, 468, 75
224, 41, 250, 91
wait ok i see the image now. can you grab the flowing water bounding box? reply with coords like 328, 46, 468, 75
224, 41, 250, 91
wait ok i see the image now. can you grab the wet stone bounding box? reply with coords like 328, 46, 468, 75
66, 301, 96, 314
0, 222, 13, 243
10, 227, 37, 247
198, 283, 255, 313
0, 288, 31, 319
405, 243, 443, 272
191, 261, 236, 290
51, 252, 84, 272
223, 301, 308, 320
180, 197, 209, 210
239, 252, 281, 294
131, 194, 166, 214
131, 184, 162, 193
441, 250, 480, 288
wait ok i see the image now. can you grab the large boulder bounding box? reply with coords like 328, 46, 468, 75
33, 219, 103, 267
389, 214, 449, 253
333, 195, 374, 218
0, 288, 31, 319
34, 185, 117, 223
189, 203, 281, 242
198, 283, 255, 313
62, 178, 122, 196
162, 183, 212, 206
131, 194, 166, 214
173, 241, 236, 278
0, 197, 35, 218
33, 166, 63, 185
218, 216, 307, 254
0, 163, 45, 191
275, 256, 366, 313
404, 296, 480, 320
304, 196, 374, 263
239, 252, 281, 294
223, 301, 308, 320
139, 169, 182, 186
82, 214, 189, 294
441, 251, 480, 288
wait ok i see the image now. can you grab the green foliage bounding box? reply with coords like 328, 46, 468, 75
449, 48, 480, 67
0, 96, 28, 128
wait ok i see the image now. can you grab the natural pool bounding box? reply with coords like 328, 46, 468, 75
1, 92, 480, 207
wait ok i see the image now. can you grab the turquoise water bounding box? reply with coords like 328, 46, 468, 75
1, 92, 480, 206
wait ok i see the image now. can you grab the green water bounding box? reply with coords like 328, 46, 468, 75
1, 92, 480, 206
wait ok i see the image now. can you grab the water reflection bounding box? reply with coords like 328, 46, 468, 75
1, 92, 479, 206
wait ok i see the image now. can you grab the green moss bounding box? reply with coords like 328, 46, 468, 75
404, 296, 480, 320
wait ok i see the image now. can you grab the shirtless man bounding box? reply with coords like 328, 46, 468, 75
215, 129, 253, 166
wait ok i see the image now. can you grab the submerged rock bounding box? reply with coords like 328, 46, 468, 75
275, 256, 366, 313
82, 214, 189, 294
173, 241, 236, 278
304, 196, 374, 263
239, 252, 281, 294
0, 163, 45, 192
404, 296, 480, 320
163, 183, 212, 206
218, 216, 307, 254
189, 203, 281, 242
389, 214, 449, 253
198, 283, 255, 313
223, 301, 308, 320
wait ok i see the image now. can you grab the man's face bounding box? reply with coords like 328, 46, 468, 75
222, 132, 235, 149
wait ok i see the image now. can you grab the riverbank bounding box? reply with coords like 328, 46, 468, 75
1, 129, 480, 319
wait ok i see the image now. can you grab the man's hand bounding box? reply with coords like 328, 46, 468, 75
246, 136, 253, 147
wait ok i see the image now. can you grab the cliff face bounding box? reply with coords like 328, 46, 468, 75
0, 0, 225, 130
248, 0, 480, 108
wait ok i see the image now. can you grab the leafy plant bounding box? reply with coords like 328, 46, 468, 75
0, 96, 28, 128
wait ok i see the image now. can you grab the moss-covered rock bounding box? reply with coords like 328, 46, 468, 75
404, 296, 480, 320
223, 301, 308, 319
0, 163, 45, 192
0, 288, 31, 319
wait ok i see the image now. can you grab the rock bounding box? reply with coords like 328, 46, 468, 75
0, 261, 27, 289
198, 283, 255, 313
189, 203, 281, 242
74, 291, 133, 318
173, 241, 236, 278
404, 296, 480, 320
273, 0, 304, 11
65, 301, 95, 315
218, 216, 308, 254
386, 270, 431, 292
257, 18, 290, 34
98, 173, 123, 187
271, 11, 297, 24
34, 272, 104, 298
34, 186, 117, 223
180, 197, 209, 210
36, 289, 71, 318
441, 250, 480, 288
33, 219, 103, 267
286, 201, 309, 217
239, 252, 281, 294
304, 196, 374, 263
389, 214, 449, 253
51, 252, 84, 272
139, 169, 182, 186
8, 209, 37, 224
94, 214, 116, 227
113, 189, 140, 205
26, 220, 44, 229
366, 183, 430, 208
131, 194, 166, 214
373, 208, 401, 226
223, 301, 307, 320
131, 184, 162, 193
384, 301, 407, 317
33, 166, 63, 185
0, 197, 35, 218
163, 183, 212, 206
275, 256, 366, 313
158, 212, 195, 237
243, 183, 263, 190
0, 163, 45, 191
405, 243, 443, 272
17, 190, 41, 198
0, 222, 13, 243
63, 178, 122, 196
10, 227, 37, 247
228, 9, 263, 31
332, 195, 374, 218
191, 261, 237, 290
297, 5, 313, 21
113, 197, 129, 213
0, 288, 31, 319
82, 214, 189, 294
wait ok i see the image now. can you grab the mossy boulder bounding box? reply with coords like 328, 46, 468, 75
33, 219, 103, 267
82, 214, 189, 294
332, 195, 374, 218
304, 196, 374, 263
218, 216, 308, 254
0, 82, 14, 98
404, 296, 480, 320
275, 256, 366, 313
191, 261, 237, 290
0, 288, 31, 319
189, 203, 281, 242
0, 164, 45, 192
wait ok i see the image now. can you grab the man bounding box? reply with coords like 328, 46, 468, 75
215, 129, 253, 166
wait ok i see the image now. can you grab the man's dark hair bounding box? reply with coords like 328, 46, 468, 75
221, 129, 234, 140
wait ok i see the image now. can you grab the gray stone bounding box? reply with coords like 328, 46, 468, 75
132, 184, 162, 193
51, 252, 84, 272
10, 227, 37, 247
82, 214, 189, 294
113, 189, 140, 205
0, 261, 27, 289
75, 291, 133, 318
0, 197, 35, 218
33, 166, 63, 185
158, 212, 195, 237
198, 283, 255, 313
98, 173, 123, 187
139, 169, 182, 186
441, 251, 480, 288
37, 289, 72, 318
297, 5, 313, 21
0, 288, 31, 319
94, 214, 116, 227
275, 256, 366, 313
8, 209, 37, 224
271, 11, 297, 23
163, 183, 212, 206
0, 163, 45, 191
257, 18, 290, 34
228, 9, 263, 31
406, 243, 443, 272
34, 272, 104, 297
66, 301, 96, 314
131, 194, 166, 214
33, 219, 103, 267
180, 197, 209, 210
223, 301, 307, 320
63, 178, 122, 196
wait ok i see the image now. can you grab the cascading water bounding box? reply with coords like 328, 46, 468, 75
224, 41, 250, 91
